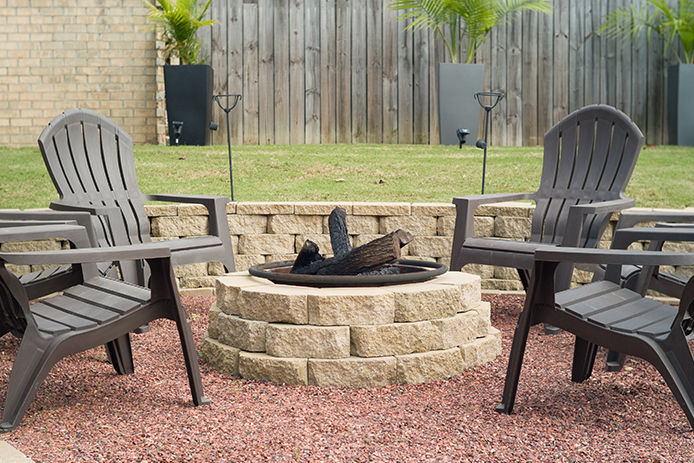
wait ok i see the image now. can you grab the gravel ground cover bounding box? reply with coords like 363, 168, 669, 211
2, 294, 693, 462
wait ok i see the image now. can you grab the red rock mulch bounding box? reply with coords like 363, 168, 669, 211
2, 294, 693, 462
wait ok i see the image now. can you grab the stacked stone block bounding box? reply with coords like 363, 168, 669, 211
200, 271, 501, 386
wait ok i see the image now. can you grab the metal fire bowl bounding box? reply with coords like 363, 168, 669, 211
248, 259, 447, 288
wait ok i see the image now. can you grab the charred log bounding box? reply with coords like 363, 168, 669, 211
328, 207, 351, 257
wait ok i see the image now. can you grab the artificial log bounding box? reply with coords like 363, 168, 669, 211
291, 229, 414, 276
291, 239, 323, 272
328, 207, 351, 257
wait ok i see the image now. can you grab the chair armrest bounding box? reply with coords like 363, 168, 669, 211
562, 198, 635, 247
0, 224, 91, 249
0, 210, 98, 246
144, 193, 232, 244
452, 192, 535, 241
616, 210, 694, 230
535, 245, 694, 268
611, 227, 694, 250
0, 242, 171, 266
144, 193, 229, 210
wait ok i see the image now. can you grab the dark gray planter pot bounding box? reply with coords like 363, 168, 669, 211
438, 63, 484, 146
164, 64, 214, 146
667, 63, 694, 146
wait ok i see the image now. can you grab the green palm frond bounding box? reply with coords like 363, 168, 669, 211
389, 0, 552, 63
599, 0, 694, 64
144, 0, 215, 64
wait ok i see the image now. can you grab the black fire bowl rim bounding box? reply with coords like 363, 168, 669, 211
248, 259, 447, 288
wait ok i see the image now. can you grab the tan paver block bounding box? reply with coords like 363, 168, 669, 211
436, 216, 456, 236
350, 320, 442, 357
494, 217, 532, 239
352, 202, 410, 216
472, 301, 491, 328
200, 336, 239, 376
215, 272, 270, 315
226, 202, 237, 214
294, 202, 353, 215
238, 285, 313, 324
476, 201, 534, 217
295, 233, 333, 255
308, 287, 395, 325
178, 204, 208, 216
238, 234, 295, 254
411, 203, 456, 217
396, 347, 463, 384
431, 311, 486, 349
308, 356, 397, 387
239, 352, 307, 385
266, 324, 350, 358
407, 236, 452, 258
173, 262, 208, 277
460, 327, 502, 368
236, 202, 294, 215
145, 204, 178, 217
380, 215, 437, 236
150, 216, 208, 237
227, 214, 268, 234
388, 283, 461, 322
343, 215, 380, 234
233, 254, 266, 272
208, 304, 222, 339
216, 312, 268, 352
268, 214, 323, 234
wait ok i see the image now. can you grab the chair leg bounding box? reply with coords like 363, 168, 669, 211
171, 300, 210, 406
495, 303, 533, 415
221, 256, 235, 274
1, 335, 59, 431
571, 337, 598, 383
605, 350, 627, 372
649, 335, 694, 429
105, 334, 134, 375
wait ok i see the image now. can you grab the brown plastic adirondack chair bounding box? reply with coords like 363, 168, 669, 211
38, 108, 235, 287
495, 235, 694, 430
0, 223, 209, 431
450, 105, 644, 299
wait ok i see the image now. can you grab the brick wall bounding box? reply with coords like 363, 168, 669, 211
0, 0, 157, 146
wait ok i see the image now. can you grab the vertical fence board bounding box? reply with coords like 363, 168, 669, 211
204, 1, 671, 146
366, 0, 383, 143
522, 11, 538, 146
335, 0, 351, 143
351, 0, 367, 142
553, 0, 569, 124
273, 0, 290, 144
210, 1, 227, 146
320, 0, 336, 143
397, 16, 413, 144
305, 0, 321, 144
289, 0, 305, 144
382, 3, 398, 144
413, 27, 429, 144
507, 19, 522, 146
242, 2, 259, 145
258, 0, 275, 145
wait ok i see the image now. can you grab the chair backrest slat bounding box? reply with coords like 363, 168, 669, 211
529, 105, 643, 247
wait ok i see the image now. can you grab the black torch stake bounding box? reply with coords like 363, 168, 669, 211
473, 91, 504, 195
213, 94, 242, 201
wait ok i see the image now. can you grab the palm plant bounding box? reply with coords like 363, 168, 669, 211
599, 0, 694, 64
144, 0, 214, 65
389, 0, 552, 64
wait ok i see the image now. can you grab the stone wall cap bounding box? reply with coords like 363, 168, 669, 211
236, 202, 295, 215
293, 202, 354, 215
352, 202, 411, 216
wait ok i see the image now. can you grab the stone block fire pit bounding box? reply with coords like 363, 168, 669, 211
200, 270, 501, 386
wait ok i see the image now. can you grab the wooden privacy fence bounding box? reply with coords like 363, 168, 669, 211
200, 0, 679, 147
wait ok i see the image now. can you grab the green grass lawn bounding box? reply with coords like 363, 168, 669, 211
1, 144, 693, 210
